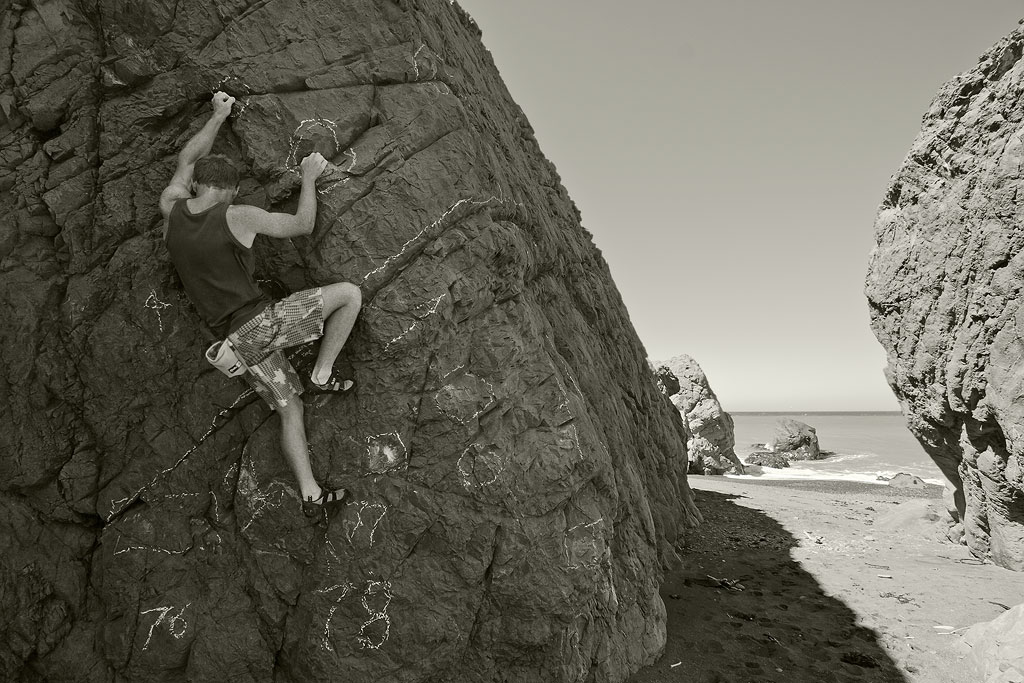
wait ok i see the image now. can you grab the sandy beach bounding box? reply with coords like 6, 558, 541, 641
629, 476, 1024, 683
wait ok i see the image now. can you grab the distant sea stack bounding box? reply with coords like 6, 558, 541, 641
768, 418, 821, 461
743, 418, 822, 469
652, 355, 743, 474
865, 26, 1024, 570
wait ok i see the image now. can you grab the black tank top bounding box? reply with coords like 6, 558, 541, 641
164, 199, 270, 337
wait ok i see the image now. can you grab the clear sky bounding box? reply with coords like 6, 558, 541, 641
455, 1, 1023, 411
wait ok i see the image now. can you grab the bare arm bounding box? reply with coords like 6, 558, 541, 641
292, 157, 323, 233
228, 153, 329, 242
159, 92, 235, 218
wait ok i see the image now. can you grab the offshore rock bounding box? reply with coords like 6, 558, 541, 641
865, 25, 1024, 571
0, 1, 701, 681
745, 452, 790, 469
768, 418, 821, 461
653, 355, 744, 475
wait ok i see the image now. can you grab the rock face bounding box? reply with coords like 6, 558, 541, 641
768, 418, 821, 461
0, 1, 702, 681
653, 356, 743, 475
957, 602, 1024, 682
865, 26, 1024, 571
943, 484, 967, 545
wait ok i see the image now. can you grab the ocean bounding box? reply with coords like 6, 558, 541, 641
727, 412, 947, 486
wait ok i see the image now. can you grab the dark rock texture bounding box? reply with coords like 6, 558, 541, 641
653, 355, 743, 475
0, 1, 702, 680
865, 26, 1024, 571
745, 453, 790, 469
651, 364, 680, 398
768, 418, 821, 461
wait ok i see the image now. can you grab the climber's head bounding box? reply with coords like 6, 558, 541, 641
192, 154, 239, 200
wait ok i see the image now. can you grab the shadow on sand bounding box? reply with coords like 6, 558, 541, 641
628, 489, 907, 683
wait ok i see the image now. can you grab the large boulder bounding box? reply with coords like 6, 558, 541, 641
768, 418, 821, 461
653, 356, 744, 475
887, 473, 928, 490
0, 1, 702, 681
865, 24, 1024, 571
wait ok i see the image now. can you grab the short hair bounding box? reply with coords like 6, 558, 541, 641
193, 154, 239, 190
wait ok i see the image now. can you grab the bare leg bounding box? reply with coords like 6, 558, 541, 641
277, 398, 321, 501
311, 282, 362, 386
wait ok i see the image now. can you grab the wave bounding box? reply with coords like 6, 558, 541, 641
809, 452, 873, 464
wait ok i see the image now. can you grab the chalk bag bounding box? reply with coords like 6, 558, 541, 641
205, 339, 249, 377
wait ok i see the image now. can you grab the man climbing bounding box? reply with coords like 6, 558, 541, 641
160, 91, 362, 512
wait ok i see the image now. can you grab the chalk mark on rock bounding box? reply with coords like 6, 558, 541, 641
344, 501, 388, 546
238, 456, 289, 533
564, 518, 604, 570
361, 195, 498, 284
434, 372, 496, 425
144, 289, 171, 333
317, 579, 392, 652
440, 364, 466, 381
457, 445, 505, 489
107, 389, 255, 521
320, 605, 340, 652
558, 423, 586, 462
317, 582, 355, 652
114, 533, 187, 557
410, 44, 428, 80
222, 462, 239, 489
286, 118, 340, 168
322, 536, 344, 574
383, 294, 446, 353
214, 76, 254, 118
365, 432, 408, 473
358, 580, 393, 650
140, 602, 192, 650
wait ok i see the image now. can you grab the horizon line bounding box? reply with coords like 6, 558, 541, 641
728, 410, 903, 415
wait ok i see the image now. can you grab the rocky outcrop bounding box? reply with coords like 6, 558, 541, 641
0, 1, 702, 680
652, 356, 743, 475
887, 473, 928, 490
865, 25, 1024, 571
741, 420, 822, 469
956, 603, 1024, 682
768, 418, 821, 461
745, 453, 790, 469
944, 484, 967, 544
652, 364, 680, 398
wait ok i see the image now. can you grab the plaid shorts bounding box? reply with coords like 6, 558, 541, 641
227, 287, 326, 410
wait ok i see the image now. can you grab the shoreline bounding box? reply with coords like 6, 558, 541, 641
730, 412, 946, 487
629, 475, 1024, 683
719, 475, 945, 498
727, 460, 947, 488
